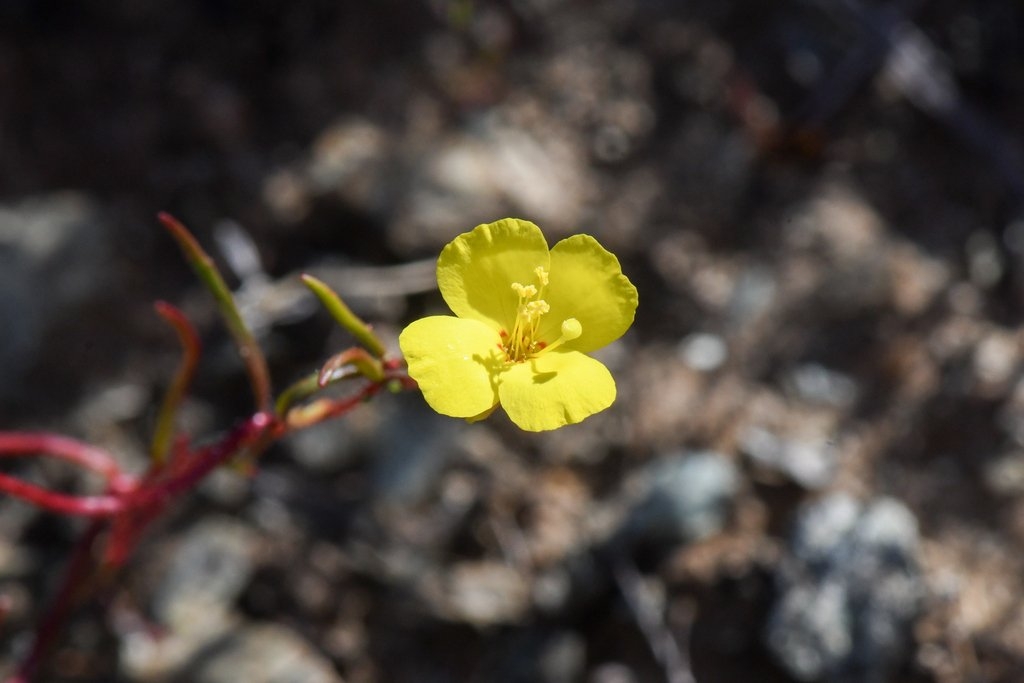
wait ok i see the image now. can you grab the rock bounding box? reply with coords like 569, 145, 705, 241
150, 517, 257, 630
783, 182, 892, 312
121, 518, 260, 680
285, 415, 360, 474
482, 629, 587, 683
616, 451, 739, 550
887, 242, 949, 316
177, 623, 342, 683
972, 328, 1021, 394
421, 560, 531, 627
390, 107, 592, 253
370, 394, 461, 507
589, 663, 639, 683
739, 426, 839, 490
965, 229, 1004, 290
982, 451, 1024, 496
0, 193, 110, 397
787, 364, 860, 411
537, 631, 587, 683
725, 266, 778, 331
677, 332, 728, 372
263, 117, 391, 226
0, 193, 110, 307
766, 494, 924, 683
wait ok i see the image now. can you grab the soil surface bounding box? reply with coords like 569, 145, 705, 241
3, 1, 1024, 682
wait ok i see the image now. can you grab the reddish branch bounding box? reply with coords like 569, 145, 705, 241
0, 433, 133, 489
0, 372, 402, 682
0, 213, 411, 682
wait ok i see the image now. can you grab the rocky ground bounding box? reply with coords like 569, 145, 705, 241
2, 1, 1024, 681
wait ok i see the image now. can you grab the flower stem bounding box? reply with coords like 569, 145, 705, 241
7, 519, 106, 683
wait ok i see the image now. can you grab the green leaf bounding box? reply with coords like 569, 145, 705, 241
158, 213, 272, 412
301, 274, 387, 358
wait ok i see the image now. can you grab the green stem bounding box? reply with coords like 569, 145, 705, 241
275, 372, 322, 417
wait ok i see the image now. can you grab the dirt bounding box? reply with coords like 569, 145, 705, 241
3, 1, 1024, 682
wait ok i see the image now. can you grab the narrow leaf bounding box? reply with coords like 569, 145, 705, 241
301, 274, 387, 358
158, 212, 272, 411
150, 301, 201, 465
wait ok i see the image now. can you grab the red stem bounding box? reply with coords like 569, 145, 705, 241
0, 366, 413, 682
0, 473, 123, 517
134, 411, 279, 507
0, 433, 134, 516
312, 383, 383, 423
104, 502, 160, 569
8, 520, 106, 683
0, 433, 130, 489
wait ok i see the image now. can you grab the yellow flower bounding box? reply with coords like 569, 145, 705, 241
399, 218, 638, 431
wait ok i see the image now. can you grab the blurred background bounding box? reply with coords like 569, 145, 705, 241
2, 0, 1024, 681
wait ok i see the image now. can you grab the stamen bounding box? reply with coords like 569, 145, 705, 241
502, 269, 561, 362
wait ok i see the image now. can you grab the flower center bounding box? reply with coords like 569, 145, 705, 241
502, 266, 581, 363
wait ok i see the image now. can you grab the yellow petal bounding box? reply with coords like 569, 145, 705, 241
437, 218, 551, 333
399, 316, 501, 418
497, 351, 616, 431
539, 234, 638, 353
466, 404, 499, 423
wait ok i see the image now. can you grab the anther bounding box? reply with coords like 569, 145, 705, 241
511, 282, 537, 298
526, 300, 550, 319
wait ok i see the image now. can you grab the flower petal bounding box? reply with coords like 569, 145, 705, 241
498, 351, 616, 431
437, 218, 550, 333
399, 316, 501, 418
539, 234, 638, 353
